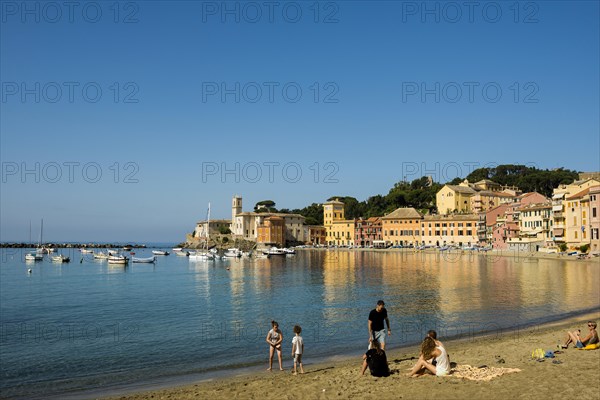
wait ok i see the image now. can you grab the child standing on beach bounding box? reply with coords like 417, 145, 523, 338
291, 325, 304, 375
266, 320, 284, 371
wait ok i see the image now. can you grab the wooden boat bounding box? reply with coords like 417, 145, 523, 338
132, 256, 156, 263
152, 250, 169, 256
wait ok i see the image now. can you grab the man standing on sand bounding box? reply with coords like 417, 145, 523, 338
368, 300, 391, 350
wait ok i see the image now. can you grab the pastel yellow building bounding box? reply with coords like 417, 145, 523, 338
552, 177, 600, 247
436, 183, 476, 215
420, 214, 479, 247
323, 198, 355, 246
565, 188, 591, 249
381, 207, 423, 246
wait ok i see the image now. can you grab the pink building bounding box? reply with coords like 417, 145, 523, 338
487, 192, 548, 249
355, 217, 382, 247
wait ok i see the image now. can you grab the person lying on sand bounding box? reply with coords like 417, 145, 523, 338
408, 336, 450, 377
562, 321, 599, 349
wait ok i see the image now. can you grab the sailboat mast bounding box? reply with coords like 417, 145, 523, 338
207, 203, 211, 243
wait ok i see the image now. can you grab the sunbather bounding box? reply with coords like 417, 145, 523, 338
562, 321, 599, 349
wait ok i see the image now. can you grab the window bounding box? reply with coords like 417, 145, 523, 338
594, 208, 597, 218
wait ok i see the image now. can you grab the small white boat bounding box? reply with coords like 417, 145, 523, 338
80, 248, 94, 254
263, 247, 286, 256
189, 252, 215, 261
108, 255, 129, 264
152, 250, 170, 256
93, 252, 109, 259
224, 248, 242, 258
51, 254, 70, 263
132, 256, 156, 263
25, 253, 43, 261
174, 250, 190, 256
283, 248, 296, 255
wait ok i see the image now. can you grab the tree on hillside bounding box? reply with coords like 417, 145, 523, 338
292, 203, 324, 226
466, 165, 579, 197
254, 200, 276, 212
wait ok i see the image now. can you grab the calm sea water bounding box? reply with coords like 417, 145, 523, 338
1, 248, 599, 399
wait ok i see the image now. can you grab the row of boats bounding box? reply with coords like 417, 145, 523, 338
187, 247, 296, 261
25, 246, 297, 265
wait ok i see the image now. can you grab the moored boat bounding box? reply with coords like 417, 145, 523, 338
263, 247, 286, 256
51, 254, 70, 263
132, 256, 156, 263
93, 252, 109, 259
108, 255, 129, 264
152, 250, 170, 256
224, 248, 242, 258
25, 253, 43, 261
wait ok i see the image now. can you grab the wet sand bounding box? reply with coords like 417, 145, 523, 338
104, 312, 600, 400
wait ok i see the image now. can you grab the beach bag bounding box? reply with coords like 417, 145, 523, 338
531, 348, 544, 359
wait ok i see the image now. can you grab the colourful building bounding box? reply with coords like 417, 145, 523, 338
355, 217, 383, 247
420, 214, 479, 247
552, 178, 600, 248
507, 202, 552, 251
257, 216, 285, 246
323, 198, 355, 246
308, 225, 327, 245
230, 196, 306, 244
437, 179, 519, 215
381, 207, 423, 246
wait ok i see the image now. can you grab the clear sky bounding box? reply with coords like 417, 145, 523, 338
1, 1, 599, 242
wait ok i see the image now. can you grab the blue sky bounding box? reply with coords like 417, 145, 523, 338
1, 1, 599, 242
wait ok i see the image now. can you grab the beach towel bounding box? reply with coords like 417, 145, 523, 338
577, 343, 600, 350
451, 365, 521, 381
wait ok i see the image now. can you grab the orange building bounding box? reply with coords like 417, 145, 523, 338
308, 225, 327, 245
257, 216, 285, 246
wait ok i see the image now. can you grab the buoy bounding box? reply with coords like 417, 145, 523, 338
27, 269, 32, 274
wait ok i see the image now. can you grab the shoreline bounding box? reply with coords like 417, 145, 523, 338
101, 310, 600, 400
39, 309, 599, 400
296, 247, 596, 262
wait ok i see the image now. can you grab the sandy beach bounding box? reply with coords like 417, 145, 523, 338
104, 313, 600, 400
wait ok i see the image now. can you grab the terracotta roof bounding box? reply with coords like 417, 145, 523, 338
382, 207, 422, 219
423, 214, 478, 221
518, 202, 552, 212
566, 188, 591, 200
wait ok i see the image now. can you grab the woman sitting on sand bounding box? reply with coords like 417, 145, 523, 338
361, 340, 390, 377
562, 321, 599, 349
408, 336, 450, 377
